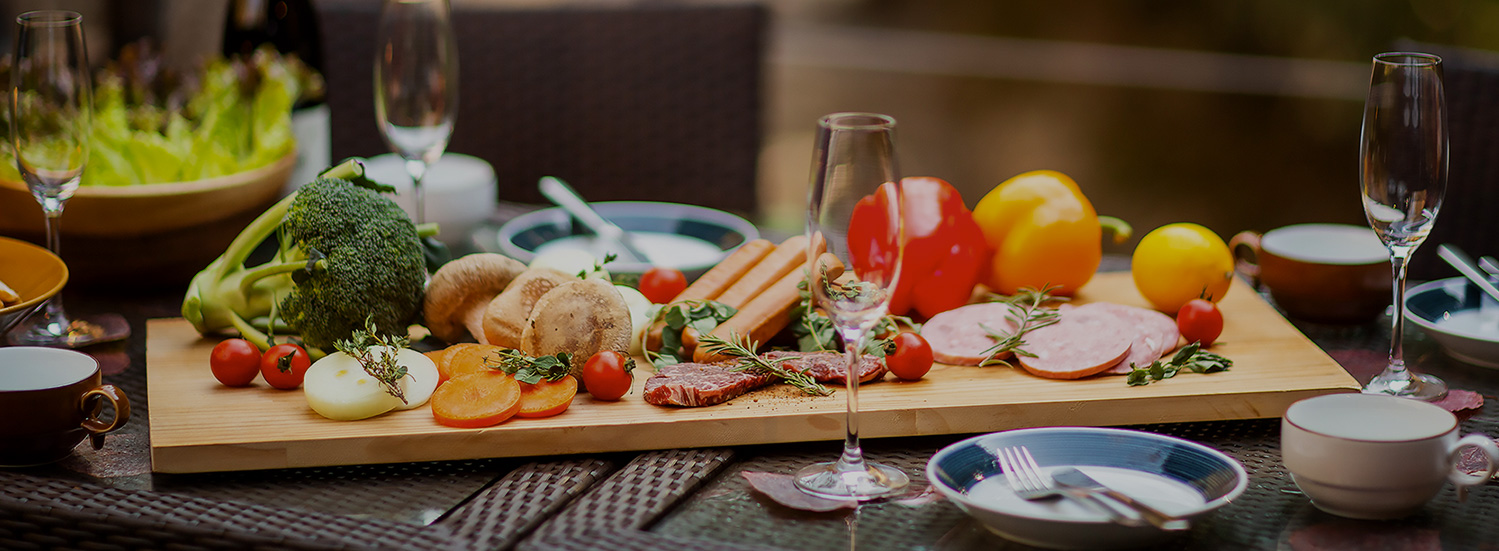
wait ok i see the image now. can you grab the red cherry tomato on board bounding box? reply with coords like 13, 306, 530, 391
886, 332, 934, 381
639, 267, 688, 304
1177, 298, 1224, 346
582, 350, 634, 401
260, 343, 313, 390
210, 338, 261, 387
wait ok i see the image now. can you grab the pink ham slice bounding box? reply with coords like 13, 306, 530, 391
920, 302, 1019, 365
1016, 306, 1135, 379
1076, 302, 1182, 375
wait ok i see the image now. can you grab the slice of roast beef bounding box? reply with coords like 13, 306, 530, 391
642, 362, 776, 407
763, 351, 886, 384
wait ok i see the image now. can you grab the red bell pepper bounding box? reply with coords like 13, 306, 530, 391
848, 177, 989, 319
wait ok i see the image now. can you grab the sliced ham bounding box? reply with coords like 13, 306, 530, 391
1016, 306, 1135, 379
920, 302, 1019, 365
1076, 302, 1182, 375
764, 351, 885, 384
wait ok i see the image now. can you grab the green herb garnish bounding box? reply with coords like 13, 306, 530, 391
483, 349, 573, 384
333, 317, 413, 404
697, 333, 832, 396
979, 285, 1067, 367
645, 299, 737, 368
1125, 342, 1232, 386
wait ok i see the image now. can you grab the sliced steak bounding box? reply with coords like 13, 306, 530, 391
1016, 306, 1134, 379
642, 362, 775, 407
1078, 302, 1181, 375
920, 302, 1019, 365
764, 351, 885, 384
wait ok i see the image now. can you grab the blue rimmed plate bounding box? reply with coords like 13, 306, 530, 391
494, 201, 759, 279
1405, 277, 1499, 368
927, 427, 1247, 550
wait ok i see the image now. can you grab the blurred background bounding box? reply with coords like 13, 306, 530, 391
1, 0, 1496, 281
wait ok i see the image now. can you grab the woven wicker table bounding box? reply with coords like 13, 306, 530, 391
5, 270, 1498, 550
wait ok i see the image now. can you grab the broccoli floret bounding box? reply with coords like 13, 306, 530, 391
181, 159, 433, 356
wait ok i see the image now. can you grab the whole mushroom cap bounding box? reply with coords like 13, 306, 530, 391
424, 253, 527, 343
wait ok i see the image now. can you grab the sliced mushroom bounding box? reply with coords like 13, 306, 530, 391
423, 253, 526, 343
482, 267, 577, 348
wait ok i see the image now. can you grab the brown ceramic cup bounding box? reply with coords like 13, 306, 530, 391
0, 347, 130, 466
1231, 223, 1391, 324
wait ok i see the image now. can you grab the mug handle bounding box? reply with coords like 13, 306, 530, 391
1447, 433, 1499, 500
78, 384, 130, 450
1228, 231, 1263, 286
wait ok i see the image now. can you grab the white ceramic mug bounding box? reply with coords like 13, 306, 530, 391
1281, 393, 1499, 519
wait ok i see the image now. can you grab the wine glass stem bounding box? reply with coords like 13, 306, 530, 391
405, 159, 428, 225
39, 209, 70, 331
835, 325, 870, 475
1386, 251, 1411, 373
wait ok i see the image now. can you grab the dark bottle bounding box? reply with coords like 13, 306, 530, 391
223, 0, 329, 192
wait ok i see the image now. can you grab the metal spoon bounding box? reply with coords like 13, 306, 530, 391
537, 176, 652, 264
1436, 244, 1499, 304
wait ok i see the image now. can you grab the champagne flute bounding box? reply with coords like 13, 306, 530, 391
7, 10, 128, 348
374, 0, 458, 225
1360, 52, 1447, 400
796, 113, 908, 500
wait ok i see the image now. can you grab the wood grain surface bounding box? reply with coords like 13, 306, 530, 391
147, 273, 1359, 473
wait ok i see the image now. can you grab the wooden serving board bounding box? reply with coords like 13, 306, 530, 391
147, 273, 1359, 473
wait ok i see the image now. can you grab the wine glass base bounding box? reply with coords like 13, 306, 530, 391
1363, 371, 1448, 401
793, 460, 909, 501
7, 313, 130, 348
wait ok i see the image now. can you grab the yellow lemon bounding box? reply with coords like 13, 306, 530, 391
1131, 223, 1233, 313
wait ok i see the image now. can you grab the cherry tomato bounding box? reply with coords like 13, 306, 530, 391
886, 332, 934, 381
1177, 298, 1225, 346
582, 351, 634, 401
638, 267, 688, 304
260, 343, 312, 390
210, 338, 261, 387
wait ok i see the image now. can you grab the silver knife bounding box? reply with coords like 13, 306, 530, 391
1051, 467, 1191, 531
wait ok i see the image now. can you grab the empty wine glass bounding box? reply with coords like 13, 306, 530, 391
374, 0, 458, 225
796, 113, 908, 500
7, 10, 128, 347
1359, 52, 1447, 400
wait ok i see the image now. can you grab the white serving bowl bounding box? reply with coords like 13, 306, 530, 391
494, 201, 759, 278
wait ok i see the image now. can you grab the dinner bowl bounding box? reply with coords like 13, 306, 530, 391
0, 236, 68, 336
495, 201, 759, 278
927, 427, 1248, 550
1405, 277, 1499, 368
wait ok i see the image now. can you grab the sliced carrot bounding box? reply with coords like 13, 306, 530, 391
431, 371, 522, 428
444, 344, 505, 383
516, 376, 578, 418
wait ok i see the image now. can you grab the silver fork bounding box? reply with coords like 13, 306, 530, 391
993, 445, 1145, 527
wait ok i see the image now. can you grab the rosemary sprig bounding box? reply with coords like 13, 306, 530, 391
333, 318, 413, 404
979, 285, 1067, 367
483, 348, 573, 384
697, 332, 832, 396
1126, 342, 1233, 386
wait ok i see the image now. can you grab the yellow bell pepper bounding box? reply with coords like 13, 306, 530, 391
973, 170, 1119, 296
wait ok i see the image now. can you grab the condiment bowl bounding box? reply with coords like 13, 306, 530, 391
0, 236, 68, 335
494, 201, 759, 278
1405, 277, 1499, 368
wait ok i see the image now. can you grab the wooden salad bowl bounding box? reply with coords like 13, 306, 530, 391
0, 152, 295, 237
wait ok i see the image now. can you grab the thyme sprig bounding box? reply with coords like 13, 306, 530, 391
333, 318, 412, 404
979, 285, 1068, 367
1126, 342, 1232, 386
697, 332, 832, 396
483, 348, 573, 384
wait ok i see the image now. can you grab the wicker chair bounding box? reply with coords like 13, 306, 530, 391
318, 0, 767, 217
1390, 41, 1499, 280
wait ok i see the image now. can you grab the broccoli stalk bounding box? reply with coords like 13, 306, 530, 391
181, 159, 435, 357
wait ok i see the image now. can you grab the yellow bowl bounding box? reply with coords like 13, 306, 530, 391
0, 236, 67, 334
0, 153, 295, 237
